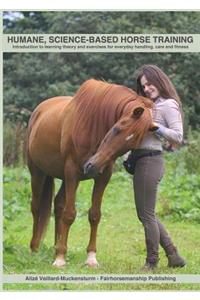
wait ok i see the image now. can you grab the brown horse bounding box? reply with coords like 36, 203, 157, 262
27, 79, 155, 268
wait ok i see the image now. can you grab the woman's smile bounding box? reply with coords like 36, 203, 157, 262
140, 75, 160, 100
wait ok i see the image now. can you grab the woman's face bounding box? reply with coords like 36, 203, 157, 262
140, 75, 160, 101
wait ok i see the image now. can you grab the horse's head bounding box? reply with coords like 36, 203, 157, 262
83, 104, 157, 178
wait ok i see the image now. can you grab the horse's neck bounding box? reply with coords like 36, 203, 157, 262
87, 98, 129, 153
72, 86, 134, 157
104, 98, 134, 128
95, 97, 125, 131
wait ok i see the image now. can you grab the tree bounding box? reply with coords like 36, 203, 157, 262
3, 11, 200, 129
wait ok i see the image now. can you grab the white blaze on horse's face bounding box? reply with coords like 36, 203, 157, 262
125, 133, 135, 141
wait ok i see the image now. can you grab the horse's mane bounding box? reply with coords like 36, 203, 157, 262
71, 79, 152, 153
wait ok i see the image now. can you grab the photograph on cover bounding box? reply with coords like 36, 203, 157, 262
2, 11, 200, 291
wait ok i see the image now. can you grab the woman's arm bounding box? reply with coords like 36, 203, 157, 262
154, 99, 183, 145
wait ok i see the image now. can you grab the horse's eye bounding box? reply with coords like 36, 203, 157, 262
112, 126, 120, 135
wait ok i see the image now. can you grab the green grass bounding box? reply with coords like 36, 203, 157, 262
3, 167, 200, 291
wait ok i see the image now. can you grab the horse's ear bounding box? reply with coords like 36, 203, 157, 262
132, 107, 144, 119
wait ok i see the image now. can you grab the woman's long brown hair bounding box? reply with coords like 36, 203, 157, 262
135, 64, 182, 108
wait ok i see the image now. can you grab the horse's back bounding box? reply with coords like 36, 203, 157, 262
30, 96, 72, 122
27, 96, 73, 179
28, 96, 72, 141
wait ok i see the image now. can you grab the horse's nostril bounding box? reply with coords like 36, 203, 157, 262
83, 162, 99, 178
84, 162, 92, 175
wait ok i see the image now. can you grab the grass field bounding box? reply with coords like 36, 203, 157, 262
3, 166, 200, 291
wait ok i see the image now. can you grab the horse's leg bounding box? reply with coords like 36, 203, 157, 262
54, 181, 65, 247
86, 166, 112, 267
29, 162, 54, 252
53, 163, 79, 267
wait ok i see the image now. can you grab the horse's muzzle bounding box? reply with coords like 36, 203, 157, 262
83, 161, 99, 178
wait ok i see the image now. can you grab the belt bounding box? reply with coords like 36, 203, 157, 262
123, 150, 162, 175
133, 149, 162, 158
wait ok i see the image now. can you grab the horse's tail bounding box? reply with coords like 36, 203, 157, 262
39, 176, 54, 238
30, 174, 54, 252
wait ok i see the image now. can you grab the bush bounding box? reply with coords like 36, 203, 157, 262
3, 121, 27, 166
182, 129, 200, 174
158, 133, 200, 223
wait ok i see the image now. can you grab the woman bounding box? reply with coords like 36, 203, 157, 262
126, 64, 186, 270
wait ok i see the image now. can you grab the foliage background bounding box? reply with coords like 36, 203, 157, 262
3, 11, 200, 166
3, 11, 200, 127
